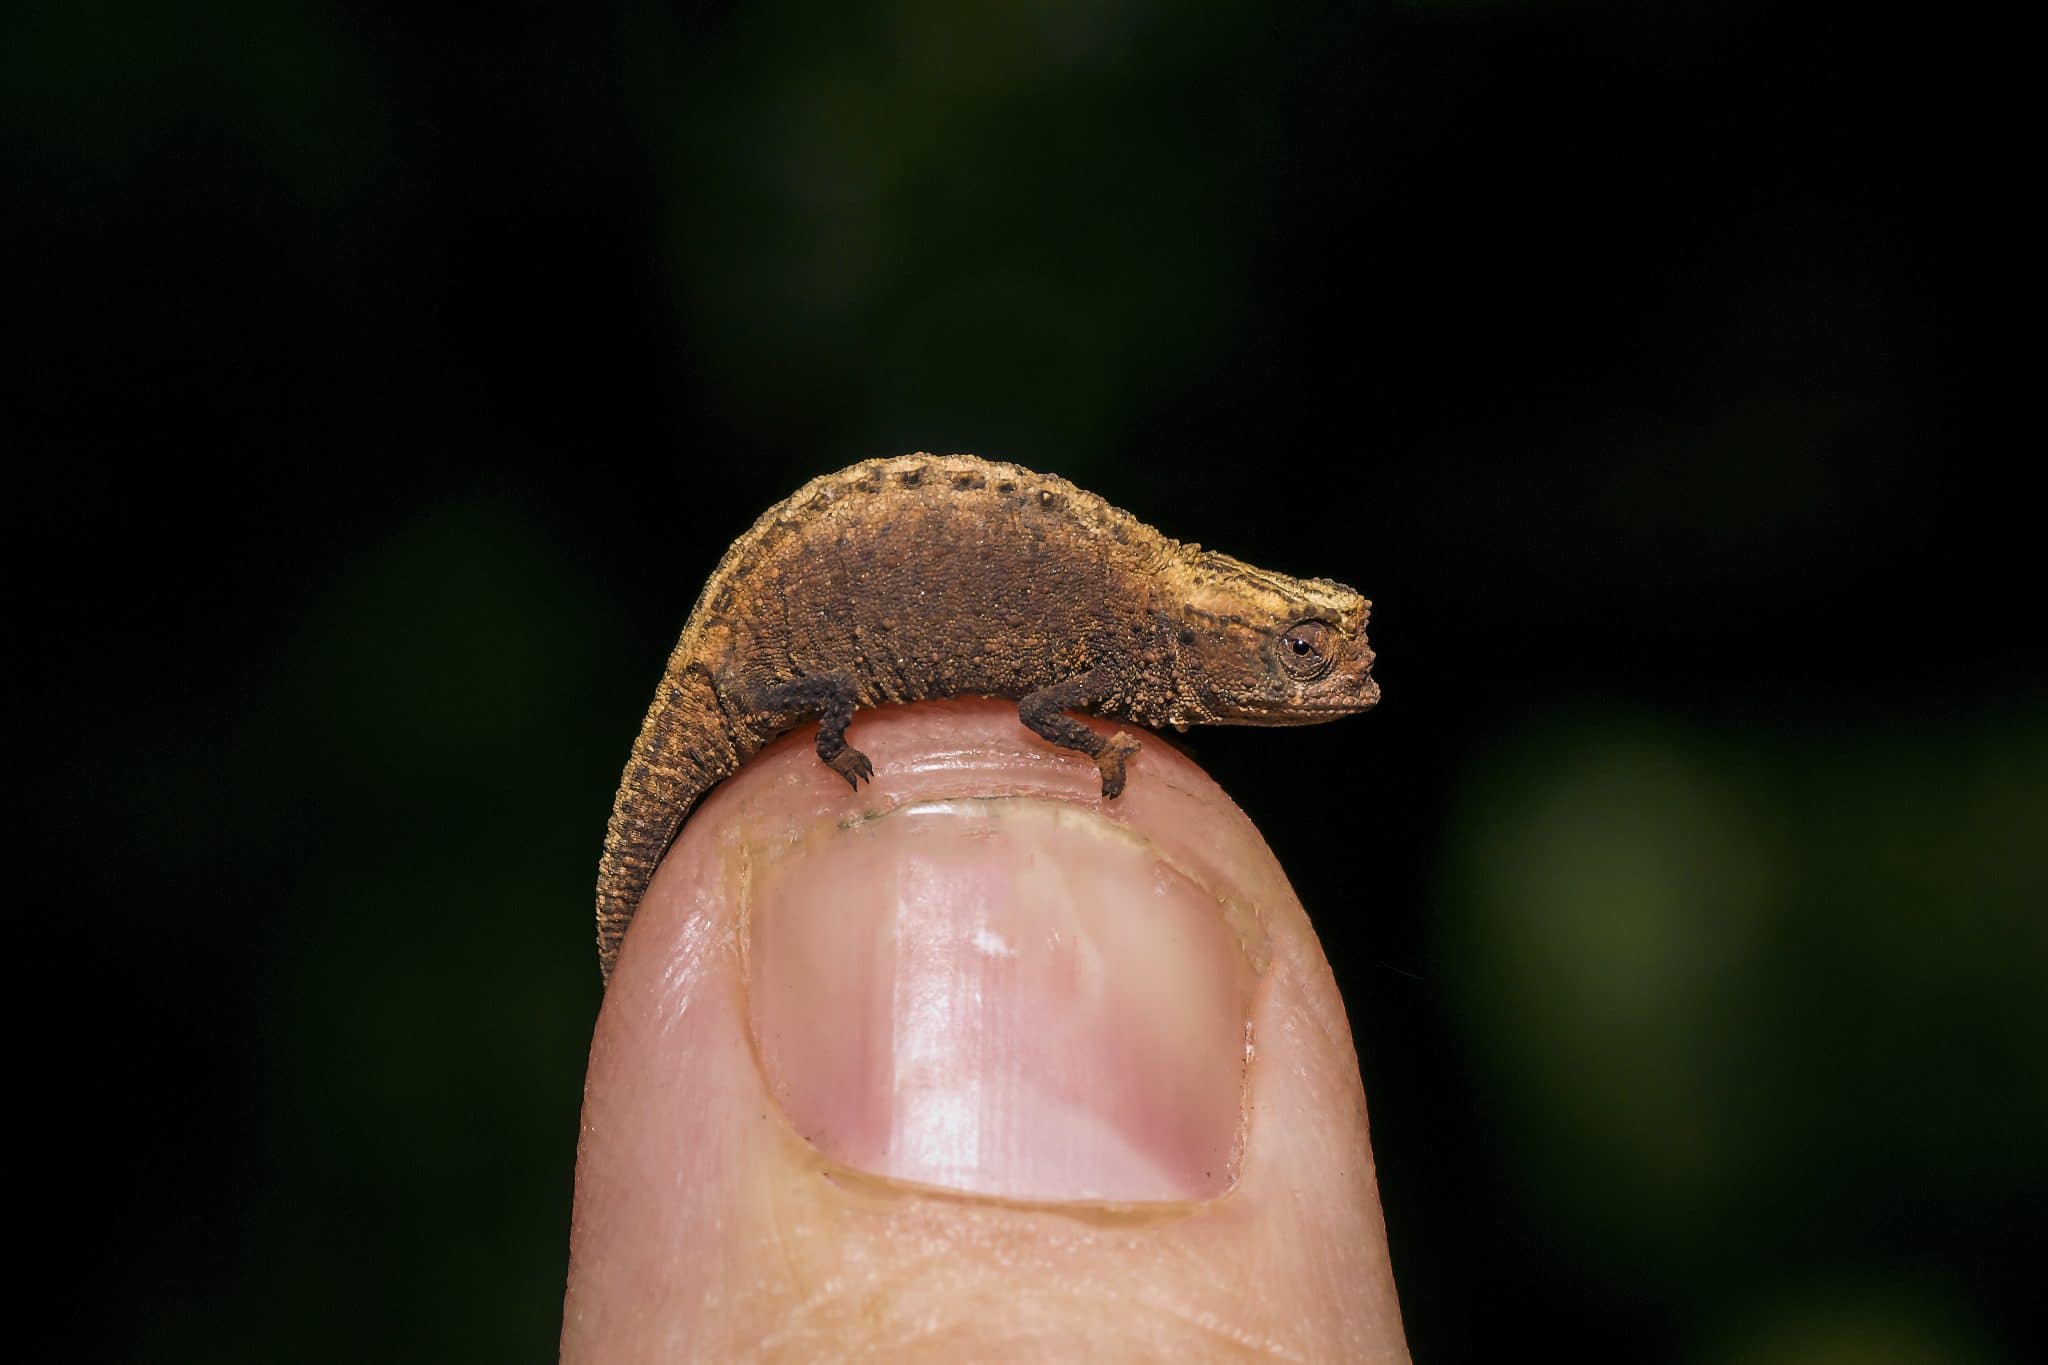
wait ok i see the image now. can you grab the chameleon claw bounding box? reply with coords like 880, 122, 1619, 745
828, 746, 874, 788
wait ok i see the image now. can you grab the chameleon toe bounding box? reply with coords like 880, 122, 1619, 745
1095, 733, 1142, 799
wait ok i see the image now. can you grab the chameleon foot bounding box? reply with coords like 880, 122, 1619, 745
827, 745, 874, 789
1094, 732, 1141, 799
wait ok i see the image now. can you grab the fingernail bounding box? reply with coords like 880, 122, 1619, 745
746, 797, 1259, 1202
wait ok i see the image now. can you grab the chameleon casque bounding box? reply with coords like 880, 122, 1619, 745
595, 453, 1379, 980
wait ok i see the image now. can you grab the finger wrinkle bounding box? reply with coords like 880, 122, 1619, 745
1127, 1287, 1314, 1364
651, 903, 725, 1040
743, 1247, 954, 1359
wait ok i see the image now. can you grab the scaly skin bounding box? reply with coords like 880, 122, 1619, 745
594, 453, 1379, 980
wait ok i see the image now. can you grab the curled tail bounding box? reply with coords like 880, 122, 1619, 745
595, 665, 743, 981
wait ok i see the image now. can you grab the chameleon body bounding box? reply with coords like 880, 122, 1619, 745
595, 453, 1379, 980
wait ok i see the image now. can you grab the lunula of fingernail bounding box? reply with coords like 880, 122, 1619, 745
746, 798, 1258, 1202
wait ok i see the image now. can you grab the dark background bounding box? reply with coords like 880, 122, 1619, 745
14, 2, 2039, 1360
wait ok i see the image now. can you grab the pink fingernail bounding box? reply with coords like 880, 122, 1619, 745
746, 798, 1257, 1202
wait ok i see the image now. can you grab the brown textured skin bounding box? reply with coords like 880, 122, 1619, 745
594, 453, 1379, 980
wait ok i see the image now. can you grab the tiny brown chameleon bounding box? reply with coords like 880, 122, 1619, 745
594, 453, 1379, 980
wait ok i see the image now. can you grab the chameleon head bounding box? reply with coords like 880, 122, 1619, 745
1173, 550, 1379, 726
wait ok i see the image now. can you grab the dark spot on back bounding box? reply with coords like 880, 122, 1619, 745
952, 472, 985, 490
899, 467, 924, 487
996, 480, 1016, 494
1178, 627, 1196, 646
1038, 489, 1057, 508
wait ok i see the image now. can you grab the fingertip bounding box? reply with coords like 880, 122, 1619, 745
567, 701, 1407, 1362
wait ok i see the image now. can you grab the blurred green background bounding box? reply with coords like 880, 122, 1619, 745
12, 1, 2037, 1360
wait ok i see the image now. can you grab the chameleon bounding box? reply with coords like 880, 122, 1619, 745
594, 452, 1379, 981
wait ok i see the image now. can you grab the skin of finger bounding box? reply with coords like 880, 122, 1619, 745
562, 700, 1408, 1363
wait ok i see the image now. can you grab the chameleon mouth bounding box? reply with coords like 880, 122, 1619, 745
1219, 684, 1381, 725
1264, 660, 1378, 709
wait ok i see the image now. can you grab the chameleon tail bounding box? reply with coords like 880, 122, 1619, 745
594, 664, 739, 982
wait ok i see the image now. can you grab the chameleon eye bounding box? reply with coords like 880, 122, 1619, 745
1278, 620, 1333, 680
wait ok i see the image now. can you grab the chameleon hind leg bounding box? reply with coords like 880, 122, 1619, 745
1017, 670, 1142, 798
748, 673, 874, 788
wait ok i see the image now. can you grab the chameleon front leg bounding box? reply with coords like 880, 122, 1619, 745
747, 673, 874, 789
1017, 670, 1143, 798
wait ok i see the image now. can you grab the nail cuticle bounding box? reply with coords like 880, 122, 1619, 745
807, 1156, 1247, 1223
